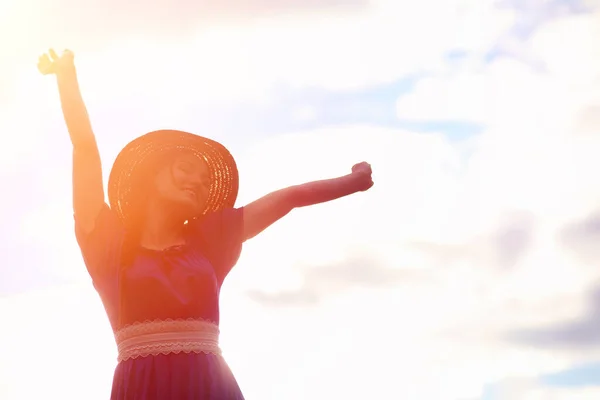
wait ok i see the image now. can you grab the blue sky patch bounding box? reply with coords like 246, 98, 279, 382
539, 361, 600, 387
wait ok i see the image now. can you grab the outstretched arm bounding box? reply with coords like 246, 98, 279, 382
242, 162, 373, 241
39, 49, 105, 234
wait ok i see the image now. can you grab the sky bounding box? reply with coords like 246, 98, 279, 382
1, 0, 600, 399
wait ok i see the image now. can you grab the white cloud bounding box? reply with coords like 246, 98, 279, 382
4, 0, 514, 110
396, 9, 600, 222
531, 12, 600, 87
0, 285, 115, 400
397, 11, 600, 128
493, 378, 600, 400
397, 57, 581, 132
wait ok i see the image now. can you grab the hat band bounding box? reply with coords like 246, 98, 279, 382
115, 318, 221, 362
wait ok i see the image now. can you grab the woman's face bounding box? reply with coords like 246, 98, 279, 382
153, 153, 211, 217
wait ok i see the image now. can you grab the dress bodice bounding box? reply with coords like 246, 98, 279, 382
74, 205, 244, 332
119, 245, 222, 328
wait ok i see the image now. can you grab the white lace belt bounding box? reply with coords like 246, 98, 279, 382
115, 319, 221, 362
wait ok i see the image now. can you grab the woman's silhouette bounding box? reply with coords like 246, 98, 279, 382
38, 48, 374, 399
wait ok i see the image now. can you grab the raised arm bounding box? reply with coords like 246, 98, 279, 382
241, 161, 374, 241
38, 49, 105, 234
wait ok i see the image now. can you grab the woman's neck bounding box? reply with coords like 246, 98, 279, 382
139, 198, 186, 251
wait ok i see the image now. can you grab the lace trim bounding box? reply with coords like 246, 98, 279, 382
115, 318, 221, 362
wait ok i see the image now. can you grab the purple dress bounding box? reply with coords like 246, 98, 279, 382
75, 205, 245, 400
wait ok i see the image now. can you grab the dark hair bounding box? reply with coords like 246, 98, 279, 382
118, 149, 193, 266
119, 153, 167, 266
120, 175, 151, 266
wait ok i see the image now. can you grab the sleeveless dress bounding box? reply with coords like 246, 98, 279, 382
75, 204, 245, 400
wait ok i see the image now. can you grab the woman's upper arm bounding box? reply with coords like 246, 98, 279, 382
75, 203, 125, 282
72, 145, 105, 235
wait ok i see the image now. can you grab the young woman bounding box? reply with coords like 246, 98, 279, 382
38, 49, 374, 400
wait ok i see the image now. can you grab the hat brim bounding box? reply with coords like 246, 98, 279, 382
108, 129, 239, 223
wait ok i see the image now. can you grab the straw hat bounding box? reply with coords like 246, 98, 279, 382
107, 129, 239, 223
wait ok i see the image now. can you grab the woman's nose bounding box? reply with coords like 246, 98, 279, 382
187, 173, 204, 186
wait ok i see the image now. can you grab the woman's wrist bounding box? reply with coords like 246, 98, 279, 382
55, 64, 77, 82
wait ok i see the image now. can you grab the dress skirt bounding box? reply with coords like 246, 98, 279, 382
111, 352, 244, 400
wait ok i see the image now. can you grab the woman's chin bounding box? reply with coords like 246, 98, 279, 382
169, 198, 203, 219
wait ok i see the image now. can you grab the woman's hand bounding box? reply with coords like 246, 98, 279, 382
37, 49, 75, 76
351, 161, 374, 191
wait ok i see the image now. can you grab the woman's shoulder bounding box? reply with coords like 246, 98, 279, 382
74, 204, 125, 262
186, 208, 243, 242
75, 203, 123, 234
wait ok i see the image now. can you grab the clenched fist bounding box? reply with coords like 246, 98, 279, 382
351, 162, 374, 192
